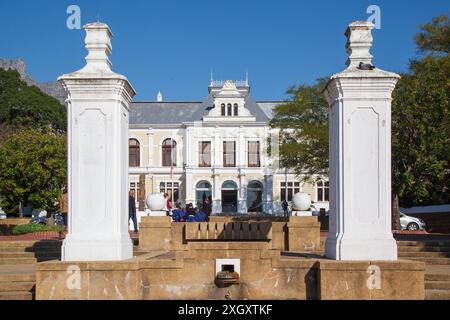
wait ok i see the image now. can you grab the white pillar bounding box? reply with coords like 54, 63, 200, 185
185, 169, 195, 206
59, 22, 136, 261
212, 170, 221, 214
147, 128, 153, 168
264, 168, 274, 214
324, 21, 399, 261
238, 169, 247, 214
238, 126, 245, 167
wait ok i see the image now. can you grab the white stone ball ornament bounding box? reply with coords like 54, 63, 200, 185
146, 193, 165, 211
292, 192, 312, 211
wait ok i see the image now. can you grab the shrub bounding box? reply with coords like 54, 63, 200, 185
12, 223, 63, 235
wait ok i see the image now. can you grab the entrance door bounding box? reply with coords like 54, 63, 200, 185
221, 181, 238, 213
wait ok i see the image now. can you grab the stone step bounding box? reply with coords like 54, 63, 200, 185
0, 281, 35, 292
425, 281, 450, 290
0, 271, 35, 282
0, 258, 37, 265
0, 252, 35, 258
0, 291, 33, 300
425, 289, 450, 300
0, 241, 62, 248
398, 246, 450, 253
0, 246, 61, 253
425, 273, 450, 281
406, 257, 450, 265
397, 241, 450, 247
398, 252, 450, 258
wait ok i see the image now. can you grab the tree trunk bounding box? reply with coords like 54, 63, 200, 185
139, 174, 146, 211
392, 193, 401, 231
19, 201, 23, 218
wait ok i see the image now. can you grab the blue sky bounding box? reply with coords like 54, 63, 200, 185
0, 0, 448, 101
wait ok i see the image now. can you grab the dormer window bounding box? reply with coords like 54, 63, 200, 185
221, 104, 226, 116
234, 103, 238, 116
227, 104, 232, 116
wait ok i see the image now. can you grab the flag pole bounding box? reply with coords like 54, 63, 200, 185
170, 136, 174, 207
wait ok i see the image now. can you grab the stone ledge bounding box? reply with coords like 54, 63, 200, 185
318, 259, 425, 271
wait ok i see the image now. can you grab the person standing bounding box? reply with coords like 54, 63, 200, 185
164, 193, 172, 216
202, 198, 212, 221
59, 187, 69, 228
129, 191, 138, 233
282, 200, 289, 217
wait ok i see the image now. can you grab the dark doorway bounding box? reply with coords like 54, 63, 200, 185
222, 190, 238, 213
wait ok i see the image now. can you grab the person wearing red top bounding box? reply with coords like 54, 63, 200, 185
164, 193, 172, 216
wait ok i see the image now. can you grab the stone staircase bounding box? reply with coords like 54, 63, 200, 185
0, 240, 62, 300
397, 240, 450, 300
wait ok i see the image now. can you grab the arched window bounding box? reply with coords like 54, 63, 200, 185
129, 139, 140, 167
162, 138, 177, 167
227, 103, 232, 116
234, 103, 238, 116
317, 180, 329, 202
222, 180, 238, 190
195, 181, 212, 209
221, 103, 226, 116
247, 181, 263, 213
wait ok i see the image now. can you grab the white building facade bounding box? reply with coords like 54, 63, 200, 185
128, 80, 329, 216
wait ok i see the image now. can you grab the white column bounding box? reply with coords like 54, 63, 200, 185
185, 169, 195, 206
59, 22, 136, 261
238, 169, 247, 214
324, 21, 399, 261
238, 126, 245, 167
147, 128, 153, 168
212, 169, 221, 214
264, 168, 274, 214
214, 126, 221, 167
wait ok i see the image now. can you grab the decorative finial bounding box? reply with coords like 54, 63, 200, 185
245, 69, 249, 86
210, 69, 214, 83
157, 91, 163, 102
83, 22, 113, 71
345, 21, 374, 68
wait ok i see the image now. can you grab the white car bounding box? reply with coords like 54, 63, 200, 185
400, 212, 426, 231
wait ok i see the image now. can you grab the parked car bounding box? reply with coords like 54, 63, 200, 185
400, 212, 426, 231
30, 209, 48, 225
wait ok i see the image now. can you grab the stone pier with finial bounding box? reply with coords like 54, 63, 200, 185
58, 22, 136, 261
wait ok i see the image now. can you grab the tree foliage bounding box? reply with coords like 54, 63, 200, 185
392, 57, 450, 207
0, 129, 67, 213
415, 15, 450, 56
0, 68, 66, 132
269, 78, 329, 181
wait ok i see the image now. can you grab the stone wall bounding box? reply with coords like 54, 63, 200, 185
35, 240, 425, 300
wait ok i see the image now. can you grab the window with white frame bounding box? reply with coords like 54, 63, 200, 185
159, 182, 180, 203
248, 141, 260, 167
280, 181, 301, 202
129, 182, 140, 200
129, 139, 140, 167
198, 141, 211, 167
223, 141, 236, 167
316, 180, 329, 202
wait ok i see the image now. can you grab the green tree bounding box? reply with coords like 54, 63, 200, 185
0, 129, 67, 216
392, 55, 450, 207
0, 68, 66, 132
415, 15, 450, 56
269, 78, 329, 181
